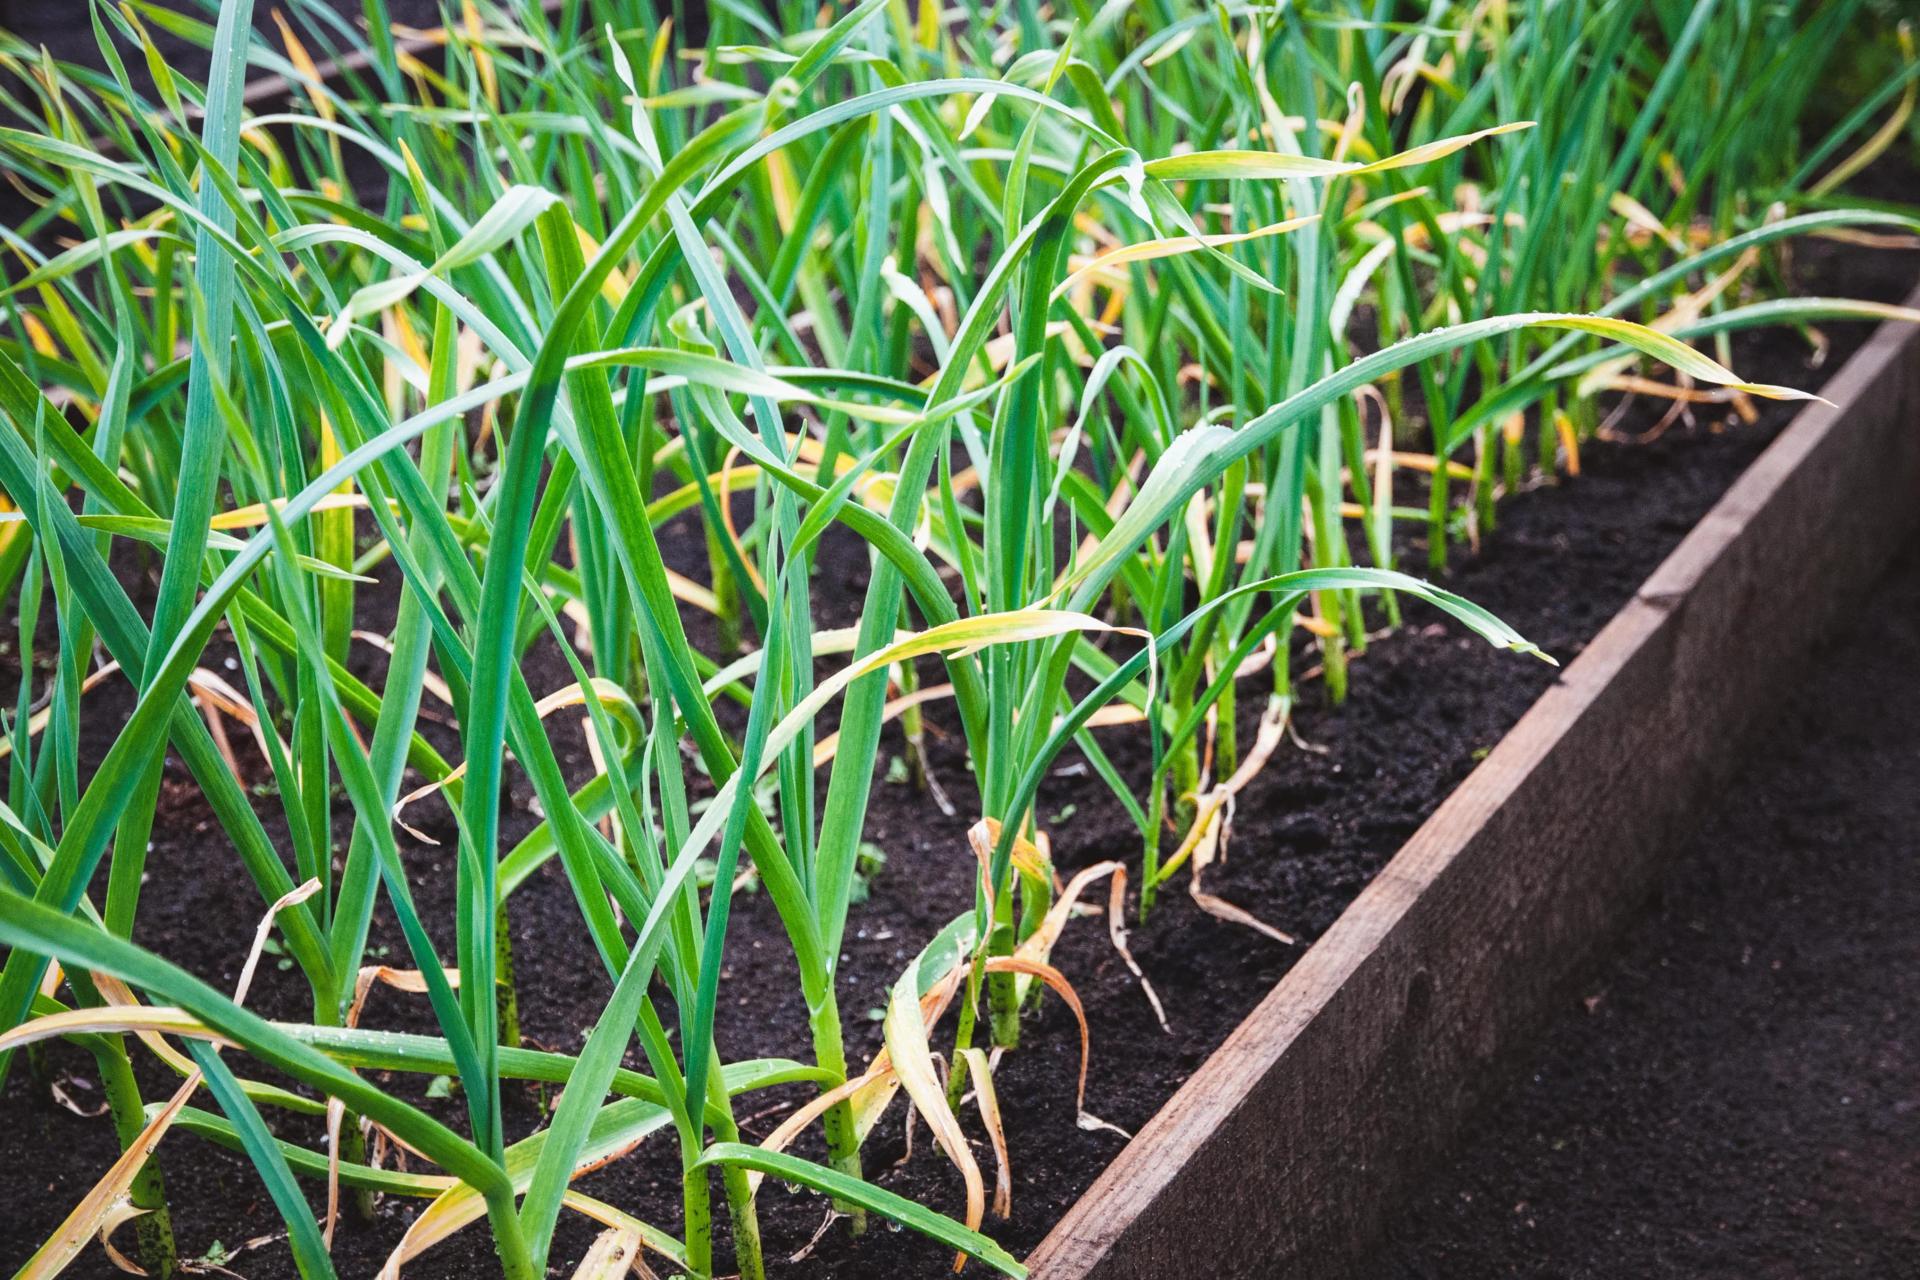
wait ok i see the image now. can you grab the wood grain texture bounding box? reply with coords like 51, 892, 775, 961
1026, 290, 1920, 1280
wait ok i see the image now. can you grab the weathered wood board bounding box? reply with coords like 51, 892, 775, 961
1027, 291, 1920, 1280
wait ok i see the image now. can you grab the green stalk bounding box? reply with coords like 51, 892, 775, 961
681, 1142, 714, 1276
705, 511, 745, 657
807, 986, 867, 1231
707, 1077, 768, 1272
494, 898, 522, 1051
945, 962, 984, 1111
986, 898, 1021, 1048
1214, 649, 1239, 780
1474, 426, 1498, 539
93, 1035, 177, 1279
897, 643, 930, 792
1141, 765, 1168, 919
1427, 454, 1451, 572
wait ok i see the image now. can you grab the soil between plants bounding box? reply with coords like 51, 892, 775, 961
1, 203, 1917, 1280
1367, 541, 1920, 1280
0, 0, 445, 91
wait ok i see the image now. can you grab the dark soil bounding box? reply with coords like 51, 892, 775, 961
1368, 541, 1920, 1280
0, 0, 444, 89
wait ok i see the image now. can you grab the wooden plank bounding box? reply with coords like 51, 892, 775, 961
1026, 289, 1920, 1280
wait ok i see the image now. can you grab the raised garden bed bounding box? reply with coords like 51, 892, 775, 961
1, 6, 1916, 1280
2, 259, 1914, 1280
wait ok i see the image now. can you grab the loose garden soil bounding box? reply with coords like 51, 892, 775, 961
0, 41, 1914, 1267
1367, 539, 1920, 1280
0, 0, 445, 91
